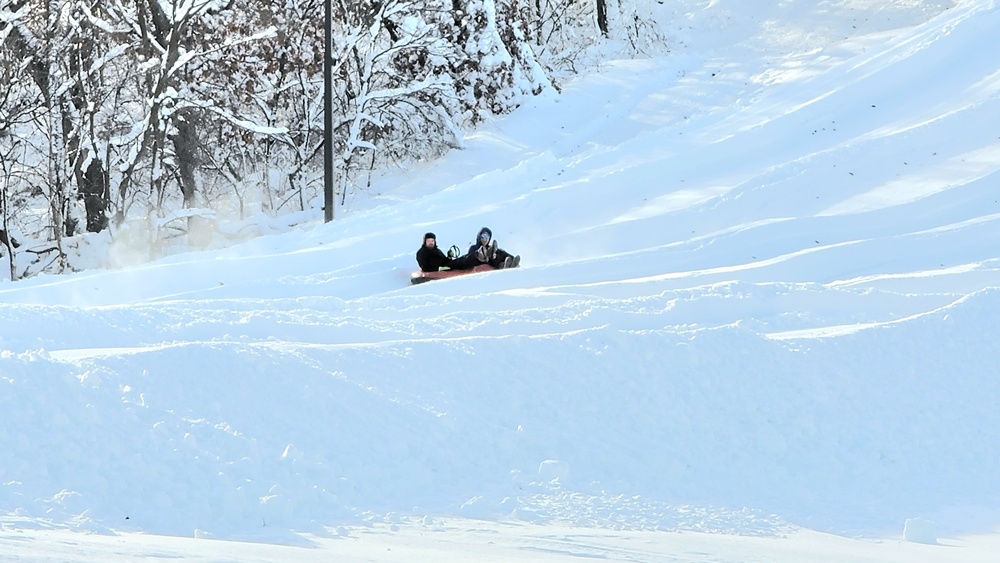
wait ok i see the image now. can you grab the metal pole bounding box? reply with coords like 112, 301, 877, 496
323, 0, 334, 222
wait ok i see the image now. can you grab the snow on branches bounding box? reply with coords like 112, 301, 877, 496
0, 0, 666, 278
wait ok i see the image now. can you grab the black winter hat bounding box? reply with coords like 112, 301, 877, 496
424, 232, 436, 241
478, 227, 492, 241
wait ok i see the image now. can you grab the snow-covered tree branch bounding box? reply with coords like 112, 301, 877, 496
1, 0, 667, 278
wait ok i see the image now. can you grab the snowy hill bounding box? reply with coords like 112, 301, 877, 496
2, 0, 1000, 560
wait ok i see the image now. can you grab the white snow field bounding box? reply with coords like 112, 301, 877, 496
3, 0, 1000, 560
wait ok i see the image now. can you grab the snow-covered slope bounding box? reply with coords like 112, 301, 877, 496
2, 0, 999, 559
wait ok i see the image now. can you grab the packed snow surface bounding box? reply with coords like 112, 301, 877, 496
3, 0, 1000, 560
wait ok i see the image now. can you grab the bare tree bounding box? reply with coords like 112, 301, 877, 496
1, 1, 32, 278
0, 128, 24, 279
209, 0, 325, 216
3, 0, 121, 237
1, 0, 666, 276
103, 0, 282, 245
331, 1, 463, 204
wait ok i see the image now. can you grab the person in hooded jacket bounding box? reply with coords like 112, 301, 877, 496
464, 227, 520, 269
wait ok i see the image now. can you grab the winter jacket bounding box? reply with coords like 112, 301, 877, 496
416, 245, 452, 272
468, 227, 515, 267
467, 227, 494, 260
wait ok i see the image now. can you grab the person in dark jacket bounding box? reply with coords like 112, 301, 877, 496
465, 227, 520, 269
415, 232, 454, 272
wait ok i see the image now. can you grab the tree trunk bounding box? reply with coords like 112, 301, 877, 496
596, 0, 609, 36
173, 111, 201, 207
80, 158, 110, 232
1, 190, 16, 281
0, 2, 110, 236
68, 3, 110, 233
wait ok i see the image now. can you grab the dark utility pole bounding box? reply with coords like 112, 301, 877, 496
323, 0, 334, 222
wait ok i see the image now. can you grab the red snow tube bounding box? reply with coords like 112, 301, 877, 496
410, 264, 496, 284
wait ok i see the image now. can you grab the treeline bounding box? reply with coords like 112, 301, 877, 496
0, 0, 664, 278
